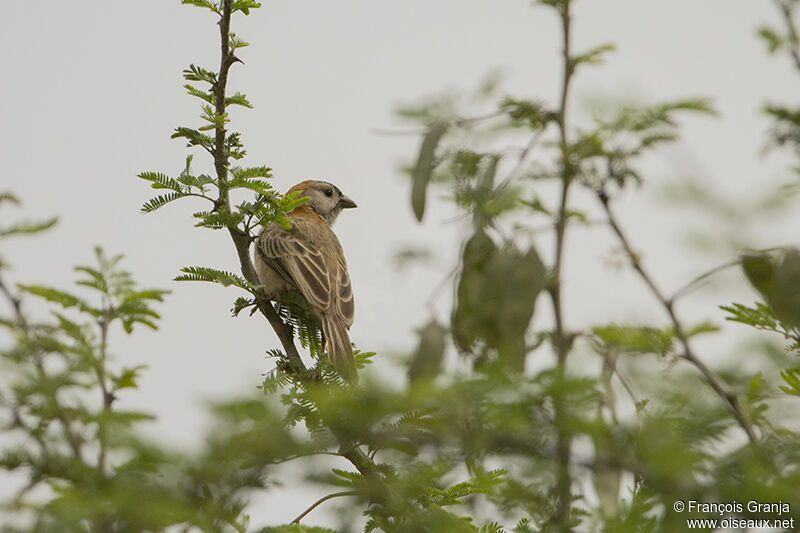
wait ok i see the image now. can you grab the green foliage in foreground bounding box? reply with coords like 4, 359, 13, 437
3, 0, 800, 532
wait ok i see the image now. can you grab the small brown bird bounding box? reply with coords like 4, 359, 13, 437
254, 180, 357, 376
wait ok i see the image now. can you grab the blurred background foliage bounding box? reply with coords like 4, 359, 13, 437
3, 0, 800, 532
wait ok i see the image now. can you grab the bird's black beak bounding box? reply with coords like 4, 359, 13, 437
338, 195, 357, 209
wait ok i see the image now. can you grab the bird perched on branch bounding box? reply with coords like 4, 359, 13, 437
254, 180, 357, 378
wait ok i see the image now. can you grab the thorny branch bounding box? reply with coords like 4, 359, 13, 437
210, 0, 393, 511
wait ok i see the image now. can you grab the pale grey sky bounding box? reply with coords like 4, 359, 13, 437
2, 0, 799, 528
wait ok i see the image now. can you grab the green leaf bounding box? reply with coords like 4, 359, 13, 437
137, 171, 184, 192
741, 253, 777, 297
0, 217, 58, 238
229, 33, 250, 50
571, 43, 616, 68
141, 192, 186, 213
593, 324, 676, 357
172, 127, 215, 149
757, 26, 784, 53
330, 468, 363, 488
226, 176, 273, 195
231, 165, 271, 179
232, 296, 255, 317
0, 192, 20, 206
199, 105, 229, 131
232, 0, 262, 15
183, 64, 218, 85
779, 367, 800, 396
181, 0, 220, 13
17, 285, 85, 311
452, 230, 546, 369
225, 92, 253, 108
175, 266, 260, 292
411, 121, 449, 222
112, 365, 148, 391
184, 84, 214, 104
192, 210, 243, 229
408, 319, 447, 382
720, 302, 780, 332
770, 249, 800, 327
501, 97, 550, 129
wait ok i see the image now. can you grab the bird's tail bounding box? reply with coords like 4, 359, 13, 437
322, 317, 356, 381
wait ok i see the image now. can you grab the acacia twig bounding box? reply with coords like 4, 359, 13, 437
668, 259, 740, 303
596, 189, 762, 448
550, 3, 577, 529
291, 490, 359, 524
774, 0, 800, 71
209, 0, 394, 512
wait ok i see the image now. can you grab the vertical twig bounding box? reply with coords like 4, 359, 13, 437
209, 1, 304, 369
208, 2, 393, 511
550, 3, 576, 529
95, 302, 113, 476
774, 0, 800, 70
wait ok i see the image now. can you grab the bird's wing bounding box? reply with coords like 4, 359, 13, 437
334, 256, 354, 328
256, 219, 334, 312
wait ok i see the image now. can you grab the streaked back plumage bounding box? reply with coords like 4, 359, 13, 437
254, 180, 357, 379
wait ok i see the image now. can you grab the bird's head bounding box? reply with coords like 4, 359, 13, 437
288, 180, 357, 226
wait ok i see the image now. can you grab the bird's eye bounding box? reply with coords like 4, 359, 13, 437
325, 189, 333, 197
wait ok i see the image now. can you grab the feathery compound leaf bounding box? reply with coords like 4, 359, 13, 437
199, 105, 229, 131
0, 191, 20, 205
330, 468, 364, 488
181, 0, 220, 13
231, 296, 256, 316
231, 165, 272, 180
183, 64, 218, 85
229, 33, 250, 50
780, 367, 800, 396
225, 92, 253, 108
232, 0, 261, 14
0, 217, 58, 238
184, 84, 214, 105
175, 266, 260, 292
571, 43, 616, 67
17, 285, 86, 310
141, 192, 186, 213
226, 176, 273, 194
411, 121, 449, 222
192, 210, 243, 229
172, 127, 215, 149
137, 171, 183, 192
758, 26, 785, 54
501, 97, 551, 129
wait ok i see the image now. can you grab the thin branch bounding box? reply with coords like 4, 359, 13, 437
774, 0, 800, 70
550, 3, 576, 529
596, 190, 762, 449
95, 301, 114, 476
209, 1, 395, 512
668, 259, 740, 303
371, 126, 425, 136
268, 450, 343, 465
373, 110, 504, 137
424, 264, 459, 317
0, 276, 28, 331
291, 490, 358, 524
503, 128, 546, 186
